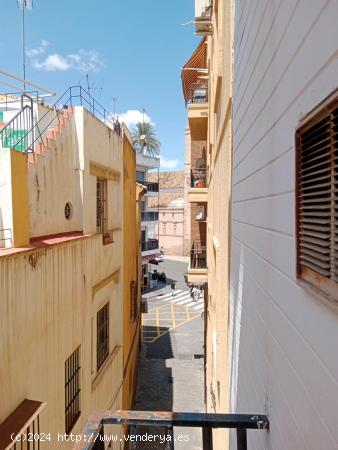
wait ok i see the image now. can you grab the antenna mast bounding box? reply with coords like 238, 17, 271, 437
17, 0, 33, 91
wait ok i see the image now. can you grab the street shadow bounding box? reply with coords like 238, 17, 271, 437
132, 328, 174, 449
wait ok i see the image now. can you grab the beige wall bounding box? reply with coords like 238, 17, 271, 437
158, 206, 184, 256
204, 0, 233, 448
0, 107, 127, 448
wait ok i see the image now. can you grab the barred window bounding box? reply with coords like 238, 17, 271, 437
97, 302, 109, 371
296, 92, 338, 300
130, 280, 138, 322
65, 346, 81, 434
96, 178, 107, 235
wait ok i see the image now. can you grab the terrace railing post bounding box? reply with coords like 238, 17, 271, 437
237, 429, 247, 450
168, 426, 175, 450
202, 427, 213, 450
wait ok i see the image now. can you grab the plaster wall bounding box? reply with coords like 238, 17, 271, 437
230, 1, 338, 449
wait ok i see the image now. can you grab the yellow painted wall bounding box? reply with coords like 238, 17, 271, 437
122, 134, 142, 410
10, 150, 30, 247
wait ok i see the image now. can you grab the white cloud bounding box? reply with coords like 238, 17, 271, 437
118, 109, 153, 128
26, 40, 49, 57
160, 156, 179, 169
30, 47, 105, 73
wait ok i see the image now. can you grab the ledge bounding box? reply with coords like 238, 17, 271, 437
92, 346, 122, 391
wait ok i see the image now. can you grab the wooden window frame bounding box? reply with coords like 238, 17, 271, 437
296, 91, 338, 302
96, 178, 107, 235
97, 302, 109, 371
65, 346, 81, 434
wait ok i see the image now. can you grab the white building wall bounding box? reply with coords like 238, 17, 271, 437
230, 1, 338, 449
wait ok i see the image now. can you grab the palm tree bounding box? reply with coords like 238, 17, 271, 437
131, 122, 161, 157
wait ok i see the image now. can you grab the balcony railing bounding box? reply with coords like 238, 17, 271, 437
191, 168, 208, 188
141, 211, 159, 222
142, 239, 159, 252
189, 83, 208, 104
73, 410, 269, 450
191, 245, 207, 269
137, 180, 159, 193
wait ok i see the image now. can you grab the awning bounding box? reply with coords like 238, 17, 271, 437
181, 37, 208, 104
149, 259, 159, 265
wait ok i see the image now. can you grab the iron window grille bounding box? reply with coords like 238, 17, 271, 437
65, 346, 81, 434
296, 92, 338, 299
96, 179, 107, 235
97, 302, 109, 371
130, 280, 138, 322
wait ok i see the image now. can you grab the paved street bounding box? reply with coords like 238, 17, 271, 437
132, 258, 205, 450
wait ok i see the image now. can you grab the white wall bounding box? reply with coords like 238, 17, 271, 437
230, 1, 338, 449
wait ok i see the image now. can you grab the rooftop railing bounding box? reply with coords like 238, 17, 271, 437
73, 410, 269, 450
0, 86, 121, 154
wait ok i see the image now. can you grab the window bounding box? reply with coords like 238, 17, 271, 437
296, 93, 338, 299
97, 302, 109, 371
65, 346, 81, 434
96, 179, 107, 235
130, 280, 138, 322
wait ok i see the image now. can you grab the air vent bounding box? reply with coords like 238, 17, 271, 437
296, 93, 338, 296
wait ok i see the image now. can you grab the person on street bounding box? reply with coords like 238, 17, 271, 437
191, 285, 200, 302
171, 281, 176, 297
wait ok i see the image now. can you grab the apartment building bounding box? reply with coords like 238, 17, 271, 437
136, 151, 160, 289
182, 1, 232, 449
183, 1, 338, 450
0, 87, 143, 449
148, 171, 185, 256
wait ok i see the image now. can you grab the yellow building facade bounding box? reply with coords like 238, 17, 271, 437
0, 102, 142, 449
182, 1, 233, 449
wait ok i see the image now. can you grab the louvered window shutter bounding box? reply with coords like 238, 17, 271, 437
296, 95, 338, 297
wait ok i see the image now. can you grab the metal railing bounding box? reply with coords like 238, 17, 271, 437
141, 211, 159, 222
0, 228, 13, 248
142, 239, 159, 252
137, 180, 159, 192
73, 410, 269, 450
191, 168, 208, 188
190, 245, 207, 269
189, 83, 208, 104
0, 86, 121, 154
0, 94, 34, 152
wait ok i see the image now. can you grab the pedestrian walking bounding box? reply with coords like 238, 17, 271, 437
170, 281, 176, 297
191, 285, 200, 302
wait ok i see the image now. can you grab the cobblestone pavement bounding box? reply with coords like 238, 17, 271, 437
131, 258, 205, 450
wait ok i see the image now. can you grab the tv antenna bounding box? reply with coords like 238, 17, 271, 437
17, 0, 33, 90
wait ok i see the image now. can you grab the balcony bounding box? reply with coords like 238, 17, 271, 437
195, 0, 212, 35
187, 245, 208, 283
188, 84, 208, 141
188, 168, 208, 203
141, 210, 159, 222
73, 410, 269, 450
137, 180, 159, 195
142, 239, 159, 252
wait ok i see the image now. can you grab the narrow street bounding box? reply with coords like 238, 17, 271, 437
132, 257, 205, 449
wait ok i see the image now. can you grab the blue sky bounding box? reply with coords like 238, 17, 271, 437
1, 0, 200, 171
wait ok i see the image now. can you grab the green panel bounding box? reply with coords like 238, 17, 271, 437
2, 129, 27, 152
0, 112, 3, 121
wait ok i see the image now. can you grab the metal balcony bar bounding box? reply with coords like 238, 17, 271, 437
189, 83, 208, 104
142, 239, 159, 252
73, 410, 269, 450
191, 168, 208, 188
191, 245, 207, 269
141, 211, 159, 221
